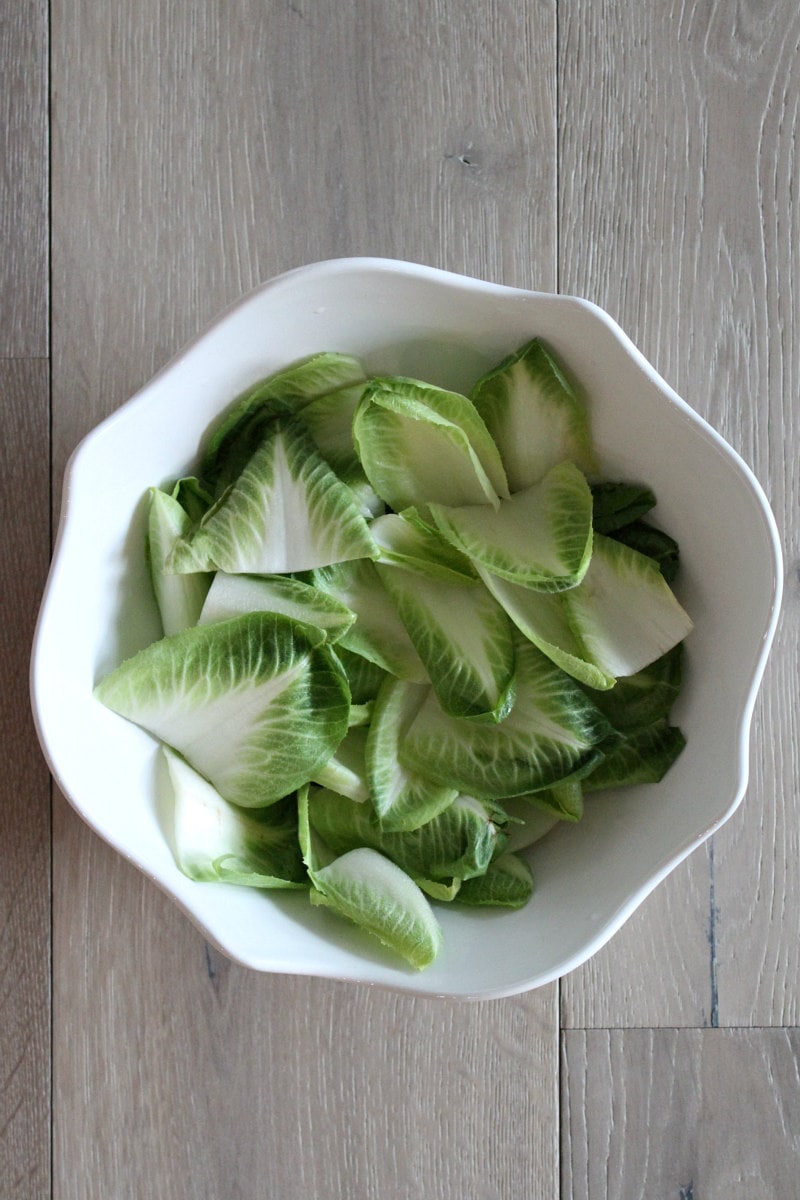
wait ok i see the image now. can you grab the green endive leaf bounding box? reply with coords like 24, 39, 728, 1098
201, 352, 367, 487
563, 533, 693, 678
308, 847, 443, 970
95, 613, 351, 808
298, 380, 370, 479
582, 719, 686, 792
400, 636, 614, 799
370, 512, 477, 581
298, 782, 334, 875
429, 462, 594, 591
589, 644, 684, 731
164, 748, 306, 887
365, 677, 458, 832
590, 481, 657, 534
610, 520, 680, 583
525, 778, 584, 822
312, 726, 370, 803
198, 571, 355, 642
353, 375, 508, 511
331, 645, 389, 704
470, 337, 595, 491
477, 566, 616, 690
374, 560, 516, 721
147, 479, 214, 637
168, 418, 378, 575
308, 788, 507, 882
311, 559, 428, 682
455, 852, 534, 908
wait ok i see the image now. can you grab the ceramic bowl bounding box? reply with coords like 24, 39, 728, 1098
31, 258, 783, 999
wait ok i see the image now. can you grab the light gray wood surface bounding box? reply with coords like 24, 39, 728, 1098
0, 0, 48, 355
1, 0, 51, 1194
3, 0, 798, 1196
1, 361, 51, 1199
558, 0, 800, 1032
562, 1029, 800, 1198
49, 3, 561, 1198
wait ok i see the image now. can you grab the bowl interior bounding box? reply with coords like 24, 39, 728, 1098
31, 258, 782, 998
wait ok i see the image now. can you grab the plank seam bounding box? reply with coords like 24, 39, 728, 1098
46, 0, 54, 1192
708, 836, 719, 1028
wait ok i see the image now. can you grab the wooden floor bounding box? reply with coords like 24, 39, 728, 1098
4, 1, 799, 1195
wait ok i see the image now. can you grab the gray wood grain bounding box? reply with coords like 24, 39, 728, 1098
0, 0, 48, 355
52, 825, 558, 1200
50, 2, 560, 1197
558, 0, 799, 1030
710, 5, 800, 1025
37, 0, 800, 1194
0, 359, 51, 1198
50, 0, 557, 481
561, 855, 714, 1030
557, 0, 713, 1028
562, 1028, 800, 1199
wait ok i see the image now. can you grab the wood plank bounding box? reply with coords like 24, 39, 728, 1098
50, 0, 558, 481
561, 855, 714, 1030
710, 7, 800, 1025
715, 640, 800, 1026
557, 0, 799, 1028
50, 2, 560, 1195
557, 0, 712, 1028
0, 0, 48, 354
562, 1028, 800, 1199
0, 360, 51, 1198
52, 828, 558, 1200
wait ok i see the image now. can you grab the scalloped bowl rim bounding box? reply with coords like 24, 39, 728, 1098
31, 257, 783, 999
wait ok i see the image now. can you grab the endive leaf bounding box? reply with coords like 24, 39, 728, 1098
610, 520, 680, 583
563, 533, 693, 678
308, 788, 507, 882
309, 847, 443, 970
582, 719, 686, 792
312, 726, 370, 803
590, 481, 657, 533
353, 376, 508, 511
455, 852, 533, 908
525, 778, 584, 821
365, 678, 458, 832
299, 381, 370, 478
589, 644, 683, 731
201, 352, 367, 487
147, 480, 213, 636
95, 613, 351, 808
470, 338, 595, 491
311, 559, 428, 682
429, 462, 593, 591
164, 748, 306, 887
400, 636, 614, 799
168, 418, 378, 575
370, 512, 477, 581
375, 561, 516, 721
332, 645, 389, 704
198, 571, 355, 643
477, 566, 616, 690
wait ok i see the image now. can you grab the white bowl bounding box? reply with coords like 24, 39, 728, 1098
31, 258, 783, 999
